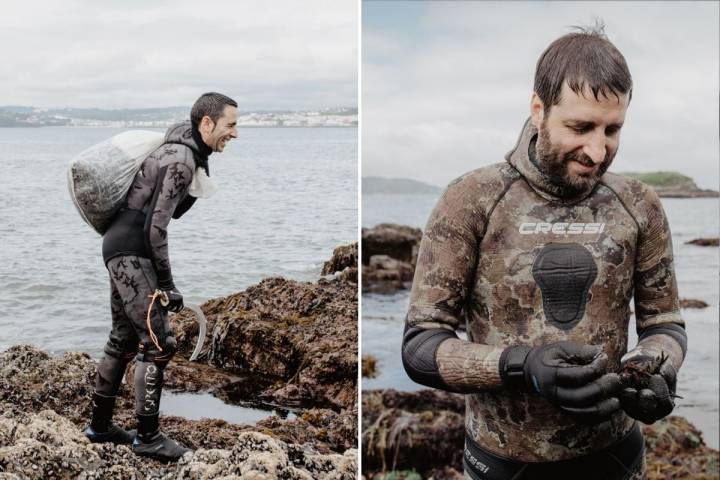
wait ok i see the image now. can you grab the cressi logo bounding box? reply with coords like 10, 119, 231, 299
519, 222, 605, 235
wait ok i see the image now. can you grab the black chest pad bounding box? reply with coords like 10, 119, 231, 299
532, 243, 598, 330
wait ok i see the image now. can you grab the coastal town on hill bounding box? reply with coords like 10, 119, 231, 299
0, 106, 358, 128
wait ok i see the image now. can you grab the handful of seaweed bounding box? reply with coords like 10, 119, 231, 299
620, 351, 682, 400
620, 351, 665, 388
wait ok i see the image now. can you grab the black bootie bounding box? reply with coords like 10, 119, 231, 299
132, 413, 191, 462
84, 393, 136, 444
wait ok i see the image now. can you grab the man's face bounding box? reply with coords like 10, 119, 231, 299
201, 105, 238, 152
530, 83, 630, 195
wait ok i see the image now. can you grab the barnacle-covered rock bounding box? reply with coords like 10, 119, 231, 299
0, 408, 358, 479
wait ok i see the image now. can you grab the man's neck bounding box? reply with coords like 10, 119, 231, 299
191, 122, 213, 158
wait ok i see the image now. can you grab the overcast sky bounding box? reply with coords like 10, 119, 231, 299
363, 1, 719, 190
0, 0, 357, 110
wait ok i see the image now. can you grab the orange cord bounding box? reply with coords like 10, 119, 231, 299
146, 291, 164, 352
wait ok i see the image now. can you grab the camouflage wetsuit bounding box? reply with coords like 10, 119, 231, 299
95, 121, 210, 418
402, 118, 686, 479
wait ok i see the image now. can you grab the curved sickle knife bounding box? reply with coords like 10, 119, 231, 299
184, 303, 207, 362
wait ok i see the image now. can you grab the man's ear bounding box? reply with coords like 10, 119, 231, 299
530, 92, 544, 128
200, 115, 215, 133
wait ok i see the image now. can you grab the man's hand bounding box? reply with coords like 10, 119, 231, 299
501, 341, 622, 420
159, 289, 184, 313
619, 347, 677, 424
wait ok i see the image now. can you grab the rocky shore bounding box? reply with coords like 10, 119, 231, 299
361, 389, 720, 480
620, 171, 719, 198
362, 224, 421, 294
686, 238, 719, 247
0, 243, 358, 479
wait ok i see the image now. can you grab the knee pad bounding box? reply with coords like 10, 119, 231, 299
137, 335, 177, 366
95, 348, 135, 397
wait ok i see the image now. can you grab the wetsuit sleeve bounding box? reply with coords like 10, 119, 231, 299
403, 179, 504, 392
632, 186, 686, 371
146, 155, 194, 290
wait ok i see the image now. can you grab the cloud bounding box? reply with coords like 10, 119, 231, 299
363, 1, 719, 189
0, 0, 357, 110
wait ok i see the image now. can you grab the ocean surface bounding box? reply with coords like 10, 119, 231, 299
362, 193, 720, 449
0, 126, 357, 419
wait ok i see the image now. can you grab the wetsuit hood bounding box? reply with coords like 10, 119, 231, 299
164, 121, 213, 176
505, 117, 600, 204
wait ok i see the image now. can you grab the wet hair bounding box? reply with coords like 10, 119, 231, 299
534, 19, 632, 112
190, 92, 238, 125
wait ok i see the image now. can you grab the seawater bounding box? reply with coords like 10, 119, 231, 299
0, 126, 357, 357
362, 193, 720, 448
161, 391, 297, 424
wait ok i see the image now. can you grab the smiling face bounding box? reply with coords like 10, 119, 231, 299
199, 105, 238, 152
530, 82, 630, 196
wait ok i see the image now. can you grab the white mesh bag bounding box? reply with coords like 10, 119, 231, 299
68, 130, 165, 235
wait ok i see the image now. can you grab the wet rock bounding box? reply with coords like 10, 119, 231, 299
0, 407, 357, 479
686, 237, 719, 247
365, 467, 463, 480
322, 242, 358, 284
643, 415, 719, 479
0, 346, 357, 477
426, 466, 464, 479
172, 275, 357, 412
163, 357, 245, 393
362, 224, 421, 294
0, 346, 96, 424
361, 388, 719, 479
362, 389, 464, 473
0, 240, 359, 477
363, 467, 468, 480
363, 355, 378, 379
679, 298, 710, 309
362, 255, 415, 294
362, 224, 422, 266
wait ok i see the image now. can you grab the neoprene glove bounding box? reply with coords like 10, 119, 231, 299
158, 277, 184, 313
159, 288, 184, 313
500, 341, 622, 419
619, 347, 677, 424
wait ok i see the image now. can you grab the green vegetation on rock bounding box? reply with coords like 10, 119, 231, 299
620, 171, 695, 187
376, 471, 423, 480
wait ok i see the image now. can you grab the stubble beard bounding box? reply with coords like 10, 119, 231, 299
534, 120, 615, 198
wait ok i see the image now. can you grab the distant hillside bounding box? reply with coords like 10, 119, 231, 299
0, 106, 358, 128
363, 177, 442, 195
619, 171, 718, 198
363, 172, 716, 198
0, 106, 187, 127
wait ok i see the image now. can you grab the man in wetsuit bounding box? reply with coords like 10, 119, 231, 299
402, 25, 686, 480
83, 92, 238, 461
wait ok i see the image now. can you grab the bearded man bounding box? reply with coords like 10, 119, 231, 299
402, 25, 686, 480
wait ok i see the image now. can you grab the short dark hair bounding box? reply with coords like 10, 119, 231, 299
534, 20, 632, 113
190, 92, 238, 124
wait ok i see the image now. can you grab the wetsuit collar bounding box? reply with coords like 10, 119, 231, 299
505, 117, 599, 204
190, 121, 213, 176
164, 121, 213, 176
